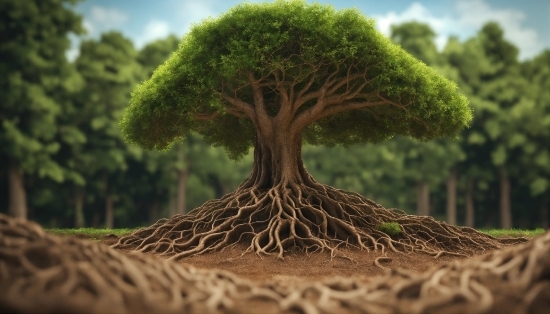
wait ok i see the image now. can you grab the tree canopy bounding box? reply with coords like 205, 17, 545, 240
121, 0, 471, 159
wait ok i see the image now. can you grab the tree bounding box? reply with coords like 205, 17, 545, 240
390, 22, 466, 224
116, 1, 513, 259
447, 23, 525, 229
0, 0, 84, 218
520, 50, 550, 228
73, 31, 143, 228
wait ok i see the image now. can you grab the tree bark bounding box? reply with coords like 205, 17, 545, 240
244, 123, 306, 190
465, 179, 475, 228
8, 163, 27, 219
105, 195, 114, 228
499, 168, 512, 229
446, 170, 457, 225
74, 188, 85, 228
416, 181, 430, 216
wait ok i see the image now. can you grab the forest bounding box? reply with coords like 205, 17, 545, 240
1, 0, 549, 230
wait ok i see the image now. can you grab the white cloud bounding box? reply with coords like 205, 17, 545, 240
177, 1, 217, 34
373, 0, 543, 60
135, 20, 171, 48
454, 0, 542, 60
84, 6, 129, 37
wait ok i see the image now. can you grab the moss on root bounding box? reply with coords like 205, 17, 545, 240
376, 222, 402, 237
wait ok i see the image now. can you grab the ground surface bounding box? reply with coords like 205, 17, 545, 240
2, 215, 548, 314
104, 235, 463, 284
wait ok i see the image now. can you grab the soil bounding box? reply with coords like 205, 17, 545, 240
101, 233, 467, 283
2, 216, 548, 314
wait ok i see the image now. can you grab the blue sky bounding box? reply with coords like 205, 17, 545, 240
69, 0, 550, 61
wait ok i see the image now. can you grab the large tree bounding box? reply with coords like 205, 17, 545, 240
0, 0, 83, 218
116, 1, 517, 259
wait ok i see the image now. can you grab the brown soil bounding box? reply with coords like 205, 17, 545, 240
151, 244, 462, 283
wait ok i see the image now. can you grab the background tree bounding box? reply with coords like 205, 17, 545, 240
0, 0, 83, 218
115, 1, 511, 260
72, 31, 143, 228
446, 23, 524, 229
390, 22, 465, 224
519, 50, 550, 228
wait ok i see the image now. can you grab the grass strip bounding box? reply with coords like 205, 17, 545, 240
480, 228, 545, 238
46, 228, 137, 240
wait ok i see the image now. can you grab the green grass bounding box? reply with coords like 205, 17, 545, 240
480, 228, 545, 238
376, 222, 402, 237
45, 227, 546, 241
46, 228, 137, 241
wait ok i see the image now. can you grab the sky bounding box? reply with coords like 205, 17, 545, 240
68, 0, 550, 61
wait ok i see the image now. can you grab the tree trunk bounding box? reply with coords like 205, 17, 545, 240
465, 179, 475, 228
105, 195, 114, 228
446, 170, 457, 225
541, 195, 549, 229
176, 169, 188, 215
149, 200, 160, 223
74, 188, 85, 228
499, 168, 512, 229
102, 172, 114, 228
416, 181, 430, 216
8, 163, 27, 219
168, 192, 176, 217
244, 126, 306, 190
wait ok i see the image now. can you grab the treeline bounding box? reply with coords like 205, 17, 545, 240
1, 1, 548, 229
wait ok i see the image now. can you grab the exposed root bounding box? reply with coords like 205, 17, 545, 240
114, 182, 526, 260
1, 215, 548, 314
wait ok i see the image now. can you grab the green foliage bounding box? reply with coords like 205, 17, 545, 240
376, 222, 402, 236
121, 0, 471, 159
0, 0, 84, 178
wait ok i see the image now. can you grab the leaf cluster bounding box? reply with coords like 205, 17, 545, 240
121, 0, 471, 160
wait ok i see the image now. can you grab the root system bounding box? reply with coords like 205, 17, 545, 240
0, 214, 548, 314
114, 182, 526, 261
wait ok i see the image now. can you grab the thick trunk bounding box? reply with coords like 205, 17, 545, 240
105, 195, 114, 228
74, 188, 85, 228
416, 181, 430, 216
465, 179, 475, 228
176, 169, 188, 215
8, 164, 27, 219
244, 125, 306, 189
446, 170, 457, 225
499, 168, 512, 229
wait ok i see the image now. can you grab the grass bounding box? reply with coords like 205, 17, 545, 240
480, 228, 545, 238
46, 228, 137, 241
45, 227, 546, 241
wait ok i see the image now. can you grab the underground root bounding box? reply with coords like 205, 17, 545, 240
0, 214, 548, 314
113, 182, 526, 261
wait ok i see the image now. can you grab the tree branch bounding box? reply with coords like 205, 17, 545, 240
247, 72, 272, 132
220, 92, 255, 120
